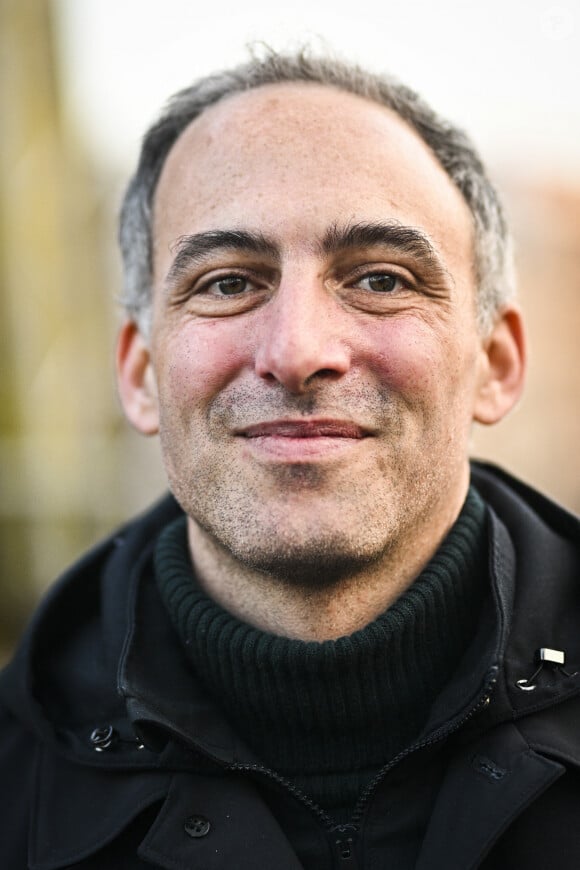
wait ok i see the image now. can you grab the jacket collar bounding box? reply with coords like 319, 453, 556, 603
28, 750, 170, 870
415, 465, 580, 868
416, 721, 566, 870
118, 545, 259, 767
472, 463, 580, 720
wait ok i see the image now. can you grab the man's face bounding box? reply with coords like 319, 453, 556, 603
144, 83, 490, 583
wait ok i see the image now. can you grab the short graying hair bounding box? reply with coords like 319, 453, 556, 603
119, 49, 515, 335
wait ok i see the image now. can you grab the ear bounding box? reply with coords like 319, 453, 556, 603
116, 320, 159, 435
473, 305, 527, 425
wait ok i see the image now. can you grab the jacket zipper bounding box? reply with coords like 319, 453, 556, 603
331, 825, 360, 867
230, 664, 498, 865
229, 761, 336, 828
349, 664, 499, 827
228, 760, 365, 867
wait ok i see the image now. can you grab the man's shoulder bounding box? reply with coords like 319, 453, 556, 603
0, 493, 183, 739
15, 491, 181, 623
0, 495, 184, 869
66, 492, 184, 584
471, 460, 579, 636
471, 460, 579, 545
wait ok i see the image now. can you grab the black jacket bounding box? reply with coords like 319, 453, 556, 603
1, 462, 579, 869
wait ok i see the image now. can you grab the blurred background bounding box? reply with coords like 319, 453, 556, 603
1, 0, 579, 662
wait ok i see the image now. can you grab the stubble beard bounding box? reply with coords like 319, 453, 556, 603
189, 467, 402, 590
160, 381, 454, 592
164, 444, 444, 594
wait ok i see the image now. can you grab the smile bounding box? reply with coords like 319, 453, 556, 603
235, 419, 370, 461
239, 419, 369, 438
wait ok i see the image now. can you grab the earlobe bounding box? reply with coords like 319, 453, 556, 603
116, 320, 160, 435
473, 306, 527, 426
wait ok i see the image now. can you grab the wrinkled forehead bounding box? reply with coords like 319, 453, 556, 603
152, 82, 475, 280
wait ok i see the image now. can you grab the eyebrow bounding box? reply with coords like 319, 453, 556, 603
320, 220, 443, 269
165, 230, 279, 288
164, 220, 448, 289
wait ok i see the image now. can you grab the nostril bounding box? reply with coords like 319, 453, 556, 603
255, 338, 351, 393
303, 367, 348, 386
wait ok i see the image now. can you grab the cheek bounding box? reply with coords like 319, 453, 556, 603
362, 318, 445, 396
361, 316, 479, 413
156, 321, 250, 413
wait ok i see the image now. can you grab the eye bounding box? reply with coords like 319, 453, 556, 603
355, 272, 405, 293
207, 275, 252, 296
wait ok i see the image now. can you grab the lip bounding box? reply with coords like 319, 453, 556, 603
237, 418, 370, 439
234, 418, 371, 461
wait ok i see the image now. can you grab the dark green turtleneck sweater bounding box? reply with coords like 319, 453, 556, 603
154, 487, 488, 817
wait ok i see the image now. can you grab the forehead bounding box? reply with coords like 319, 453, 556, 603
152, 82, 473, 271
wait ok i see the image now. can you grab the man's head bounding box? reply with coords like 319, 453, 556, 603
116, 52, 525, 592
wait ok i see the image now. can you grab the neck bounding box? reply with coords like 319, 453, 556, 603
186, 483, 468, 641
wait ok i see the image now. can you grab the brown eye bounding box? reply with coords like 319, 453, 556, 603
358, 273, 403, 293
213, 276, 250, 296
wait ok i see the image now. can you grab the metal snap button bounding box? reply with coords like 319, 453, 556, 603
184, 815, 211, 838
89, 724, 117, 751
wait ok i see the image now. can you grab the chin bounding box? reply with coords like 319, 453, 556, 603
226, 533, 387, 590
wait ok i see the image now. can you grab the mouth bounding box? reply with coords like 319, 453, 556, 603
237, 419, 370, 439
234, 418, 371, 461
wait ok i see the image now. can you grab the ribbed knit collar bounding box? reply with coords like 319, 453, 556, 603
154, 487, 488, 814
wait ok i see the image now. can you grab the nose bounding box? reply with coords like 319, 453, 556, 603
254, 274, 351, 394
